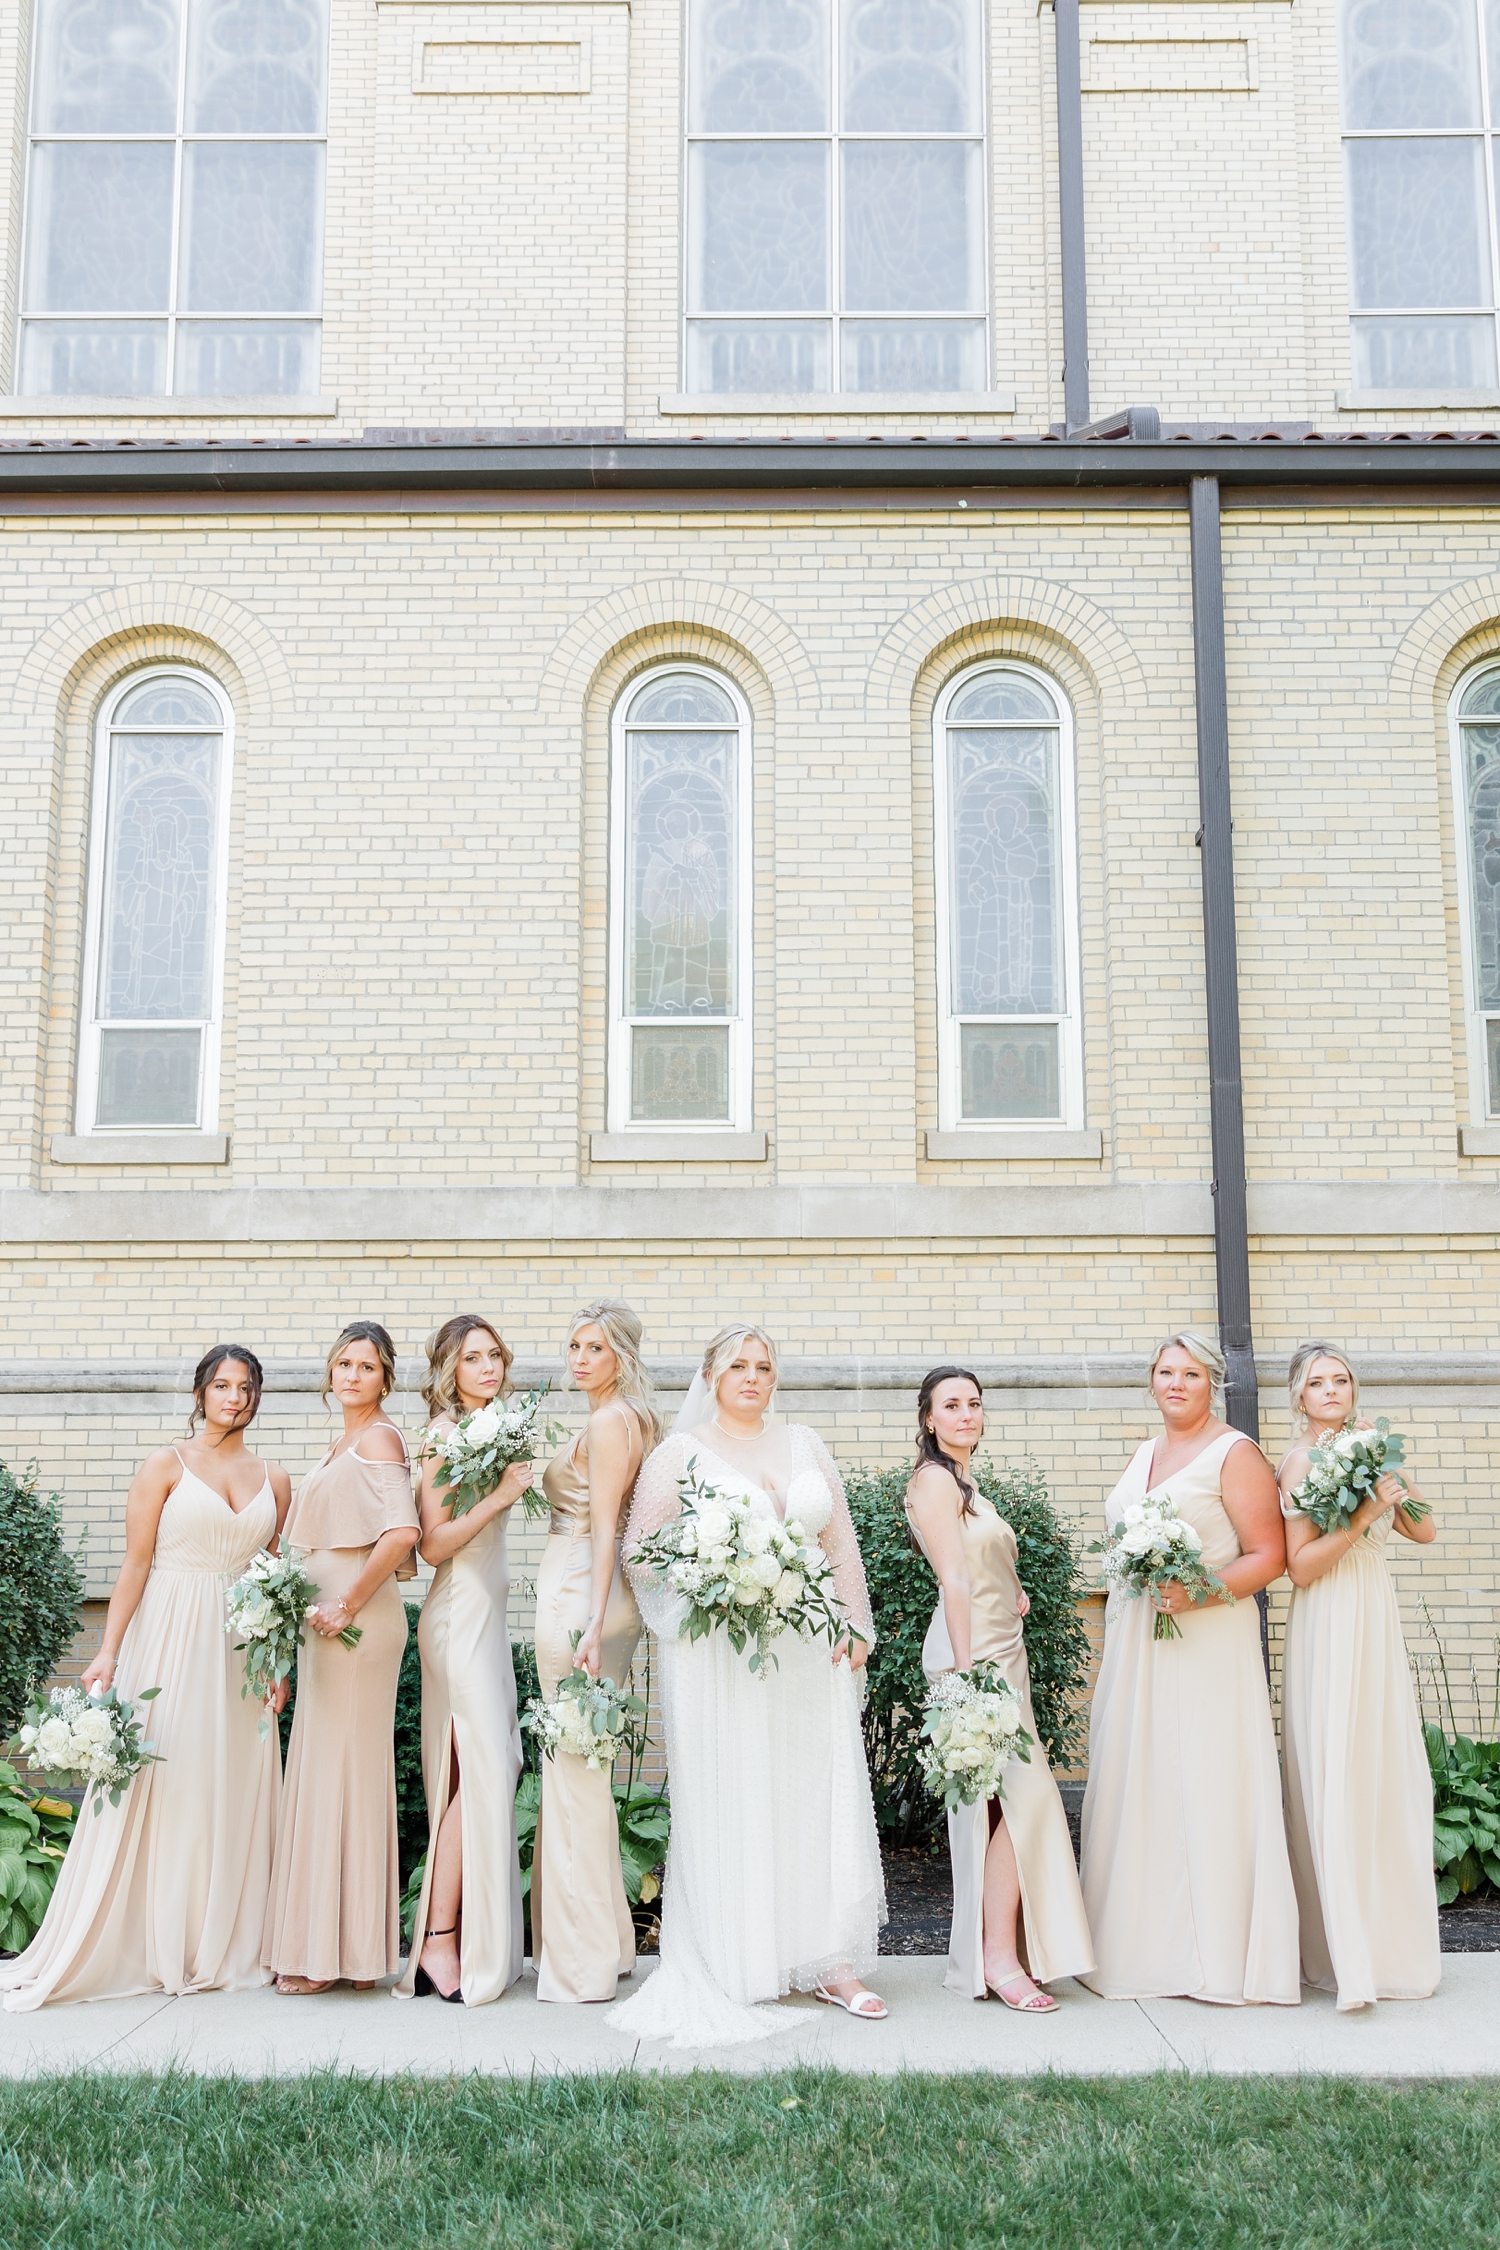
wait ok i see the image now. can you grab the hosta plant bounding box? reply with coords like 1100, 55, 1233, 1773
0, 1756, 75, 1955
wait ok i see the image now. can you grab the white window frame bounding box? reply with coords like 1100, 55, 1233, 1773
16, 0, 329, 398
76, 665, 234, 1136
933, 658, 1083, 1134
680, 0, 992, 396
607, 662, 754, 1134
1449, 657, 1500, 1121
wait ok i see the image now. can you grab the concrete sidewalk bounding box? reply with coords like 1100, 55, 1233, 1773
2, 1956, 1496, 2078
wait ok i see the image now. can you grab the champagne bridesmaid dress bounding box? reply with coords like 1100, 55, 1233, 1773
262, 1439, 420, 1985
393, 1453, 525, 2005
1, 1457, 279, 2010
1080, 1430, 1301, 2005
908, 1491, 1095, 1996
530, 1414, 642, 2003
1280, 1488, 1440, 2008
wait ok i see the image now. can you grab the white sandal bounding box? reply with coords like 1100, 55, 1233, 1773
814, 1983, 888, 2020
988, 1973, 1058, 2014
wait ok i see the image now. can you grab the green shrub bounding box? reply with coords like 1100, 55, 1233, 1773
0, 1462, 84, 1742
1426, 1724, 1500, 1903
844, 1455, 1092, 1847
0, 1759, 75, 1956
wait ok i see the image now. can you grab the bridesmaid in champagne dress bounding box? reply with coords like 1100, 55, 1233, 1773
395, 1314, 534, 2006
531, 1301, 659, 2004
1080, 1331, 1301, 2006
2, 1345, 288, 2010
1278, 1342, 1440, 2009
904, 1368, 1094, 2009
263, 1322, 420, 1994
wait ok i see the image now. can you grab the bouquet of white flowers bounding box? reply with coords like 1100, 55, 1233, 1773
417, 1387, 564, 1520
628, 1456, 855, 1674
522, 1635, 648, 1774
224, 1547, 360, 1734
1288, 1417, 1429, 1538
918, 1663, 1033, 1813
1092, 1489, 1233, 1642
13, 1683, 162, 1814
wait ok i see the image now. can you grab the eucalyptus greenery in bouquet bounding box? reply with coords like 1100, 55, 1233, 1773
1092, 1488, 1232, 1642
13, 1682, 162, 1814
918, 1663, 1033, 1813
522, 1632, 648, 1774
1289, 1418, 1429, 1537
224, 1547, 360, 1737
418, 1388, 564, 1521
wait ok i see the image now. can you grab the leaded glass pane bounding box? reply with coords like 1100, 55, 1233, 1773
114, 676, 221, 726
949, 673, 1057, 727
1345, 138, 1490, 309
1465, 720, 1500, 1008
631, 1026, 731, 1122
689, 143, 829, 312
96, 1027, 202, 1126
1339, 0, 1480, 128
175, 320, 321, 395
959, 1023, 1061, 1121
949, 710, 1060, 1016
98, 732, 220, 1021
689, 0, 828, 133
186, 0, 329, 133
626, 673, 736, 725
839, 318, 984, 392
33, 0, 180, 135
19, 321, 166, 395
1350, 314, 1498, 386
686, 320, 831, 393
24, 143, 174, 313
841, 141, 983, 313
841, 0, 980, 131
179, 143, 325, 313
1462, 673, 1500, 718
626, 725, 736, 1017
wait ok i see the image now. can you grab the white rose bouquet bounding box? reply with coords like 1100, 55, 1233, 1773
1092, 1489, 1233, 1642
13, 1683, 162, 1814
224, 1547, 359, 1735
628, 1456, 856, 1675
417, 1387, 565, 1520
522, 1633, 648, 1774
918, 1664, 1033, 1813
1288, 1417, 1429, 1537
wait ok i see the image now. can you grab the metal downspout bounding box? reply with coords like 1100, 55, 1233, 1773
1054, 0, 1090, 432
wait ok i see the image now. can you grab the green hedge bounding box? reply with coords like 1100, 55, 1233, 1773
845, 1456, 1093, 1848
0, 1462, 84, 1742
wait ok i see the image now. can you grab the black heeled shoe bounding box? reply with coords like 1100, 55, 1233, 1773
412, 1924, 464, 2003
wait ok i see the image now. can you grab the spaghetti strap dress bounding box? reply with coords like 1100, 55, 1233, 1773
2, 1458, 279, 2010
262, 1435, 420, 1984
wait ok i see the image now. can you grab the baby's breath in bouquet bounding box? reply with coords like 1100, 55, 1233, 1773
1288, 1418, 1428, 1537
1093, 1489, 1232, 1642
522, 1633, 648, 1773
224, 1547, 359, 1735
918, 1664, 1033, 1813
417, 1388, 564, 1521
13, 1683, 163, 1814
629, 1457, 855, 1675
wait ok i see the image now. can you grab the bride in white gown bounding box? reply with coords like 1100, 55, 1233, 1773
609, 1324, 887, 2048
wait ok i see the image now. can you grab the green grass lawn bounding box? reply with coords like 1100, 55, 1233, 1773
2, 2069, 1497, 2248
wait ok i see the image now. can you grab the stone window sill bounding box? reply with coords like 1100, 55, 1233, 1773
658, 392, 1016, 418
926, 1128, 1103, 1161
1336, 390, 1500, 412
1459, 1124, 1500, 1156
51, 1133, 230, 1165
0, 397, 337, 419
590, 1130, 766, 1163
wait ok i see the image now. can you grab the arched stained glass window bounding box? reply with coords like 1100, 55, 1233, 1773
79, 666, 232, 1131
934, 661, 1082, 1129
609, 665, 753, 1130
1455, 665, 1500, 1114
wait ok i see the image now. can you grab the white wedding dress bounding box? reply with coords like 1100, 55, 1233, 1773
608, 1423, 886, 2049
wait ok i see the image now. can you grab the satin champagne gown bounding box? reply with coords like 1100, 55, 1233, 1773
1280, 1484, 1440, 2008
262, 1437, 420, 1984
394, 1426, 525, 2005
531, 1413, 642, 2002
1, 1457, 279, 2010
908, 1488, 1095, 1996
1080, 1430, 1301, 2005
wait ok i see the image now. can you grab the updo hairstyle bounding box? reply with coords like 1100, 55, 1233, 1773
1287, 1340, 1358, 1430
187, 1342, 265, 1436
1148, 1330, 1227, 1416
321, 1320, 398, 1406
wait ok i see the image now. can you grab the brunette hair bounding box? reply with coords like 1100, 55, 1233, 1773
422, 1314, 514, 1422
321, 1320, 398, 1406
913, 1364, 984, 1518
565, 1300, 665, 1451
1287, 1340, 1359, 1429
187, 1343, 264, 1437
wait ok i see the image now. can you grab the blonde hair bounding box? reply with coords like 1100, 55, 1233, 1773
1149, 1330, 1227, 1415
422, 1313, 514, 1422
701, 1323, 781, 1397
321, 1320, 398, 1406
1287, 1340, 1358, 1429
565, 1300, 664, 1450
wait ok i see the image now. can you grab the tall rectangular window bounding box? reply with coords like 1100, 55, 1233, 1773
608, 666, 754, 1132
684, 0, 987, 395
19, 0, 328, 397
79, 670, 232, 1133
934, 663, 1082, 1130
1454, 665, 1500, 1116
1340, 0, 1500, 388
